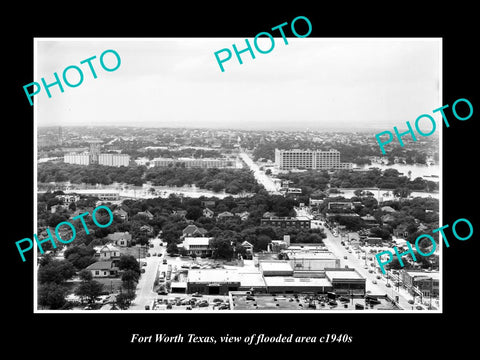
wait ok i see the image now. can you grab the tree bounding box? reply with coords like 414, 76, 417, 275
121, 270, 140, 293
46, 213, 69, 227
75, 280, 104, 304
38, 283, 68, 309
166, 242, 179, 255
78, 269, 93, 282
211, 238, 234, 260
186, 206, 203, 221
235, 244, 248, 259
253, 234, 271, 251
117, 255, 140, 276
38, 260, 76, 284
116, 292, 135, 310
64, 245, 96, 270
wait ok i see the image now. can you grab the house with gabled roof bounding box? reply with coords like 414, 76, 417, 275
86, 261, 119, 278
106, 232, 132, 247
93, 244, 121, 261
182, 224, 208, 238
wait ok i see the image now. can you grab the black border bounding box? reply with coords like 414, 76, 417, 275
7, 4, 479, 355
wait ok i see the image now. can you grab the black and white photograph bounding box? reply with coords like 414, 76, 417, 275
7, 5, 479, 355
33, 38, 442, 313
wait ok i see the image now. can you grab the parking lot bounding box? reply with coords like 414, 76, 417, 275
231, 293, 400, 311
149, 294, 231, 311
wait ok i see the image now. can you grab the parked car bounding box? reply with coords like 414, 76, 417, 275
385, 283, 391, 287
192, 292, 203, 297
246, 295, 255, 301
147, 253, 151, 257
372, 280, 377, 284
343, 256, 347, 259
197, 301, 209, 307
152, 253, 156, 256
376, 275, 381, 279
141, 268, 146, 273
163, 259, 167, 264
218, 304, 229, 310
408, 299, 414, 304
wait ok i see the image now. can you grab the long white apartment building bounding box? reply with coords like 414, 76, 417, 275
275, 149, 354, 170
64, 153, 130, 167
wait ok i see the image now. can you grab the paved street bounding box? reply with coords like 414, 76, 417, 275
130, 237, 163, 310
320, 225, 415, 310
239, 151, 281, 194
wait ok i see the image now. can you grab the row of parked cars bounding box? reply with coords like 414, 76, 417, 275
150, 296, 230, 310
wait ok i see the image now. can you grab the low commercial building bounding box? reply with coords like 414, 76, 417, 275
186, 269, 241, 295
325, 269, 366, 295
285, 251, 340, 272
401, 270, 439, 297
259, 261, 294, 277
65, 189, 120, 201
263, 277, 333, 294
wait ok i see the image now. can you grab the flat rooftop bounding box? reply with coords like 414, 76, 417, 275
325, 270, 365, 280
259, 261, 293, 272
405, 271, 440, 280
187, 269, 240, 283
238, 272, 267, 288
264, 276, 332, 287
286, 252, 337, 260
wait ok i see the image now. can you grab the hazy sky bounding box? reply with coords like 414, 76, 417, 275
36, 38, 441, 131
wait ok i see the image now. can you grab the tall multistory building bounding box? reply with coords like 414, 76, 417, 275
64, 153, 90, 165
98, 153, 130, 167
63, 140, 130, 167
152, 157, 234, 168
275, 149, 353, 170
88, 140, 102, 164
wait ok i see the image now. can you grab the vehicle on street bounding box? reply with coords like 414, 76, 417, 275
376, 275, 381, 279
147, 253, 151, 257
192, 292, 203, 297
152, 253, 156, 256
163, 259, 167, 264
197, 301, 209, 307
145, 305, 150, 310
385, 283, 391, 287
141, 268, 146, 273
218, 304, 229, 310
343, 256, 347, 259
372, 280, 377, 284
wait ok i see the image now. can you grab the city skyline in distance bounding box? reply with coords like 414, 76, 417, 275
36, 38, 441, 131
